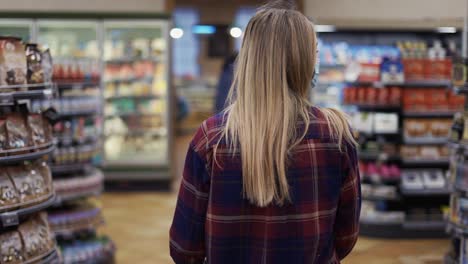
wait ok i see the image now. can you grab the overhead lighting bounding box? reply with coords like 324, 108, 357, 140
193, 25, 216, 35
315, 24, 336, 33
230, 27, 243, 38
436, 27, 457, 33
170, 28, 184, 39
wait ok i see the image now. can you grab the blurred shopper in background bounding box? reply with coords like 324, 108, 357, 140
170, 0, 361, 263
214, 52, 237, 113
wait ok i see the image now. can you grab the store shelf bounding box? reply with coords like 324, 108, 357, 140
358, 152, 400, 161
105, 112, 162, 118
104, 76, 153, 83
56, 135, 99, 146
0, 83, 55, 105
105, 57, 161, 64
50, 163, 95, 175
58, 109, 98, 118
348, 80, 451, 88
0, 194, 56, 228
0, 143, 55, 165
347, 104, 401, 112
363, 175, 400, 185
447, 221, 468, 236
401, 159, 450, 166
400, 187, 451, 196
362, 194, 401, 202
403, 111, 457, 118
402, 220, 446, 230
105, 94, 161, 101
55, 187, 103, 205
360, 219, 447, 238
56, 81, 101, 90
28, 247, 60, 264
403, 137, 448, 145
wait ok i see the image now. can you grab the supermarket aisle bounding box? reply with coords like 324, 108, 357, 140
100, 135, 449, 263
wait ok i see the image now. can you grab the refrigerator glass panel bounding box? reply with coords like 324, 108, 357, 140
0, 19, 33, 41
103, 21, 169, 166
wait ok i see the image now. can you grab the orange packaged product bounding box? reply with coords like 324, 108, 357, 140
425, 58, 451, 80
403, 58, 425, 80
358, 63, 380, 82
377, 87, 390, 106
403, 89, 425, 112
357, 87, 367, 104
427, 89, 449, 111
389, 87, 401, 106
367, 87, 378, 105
448, 91, 465, 111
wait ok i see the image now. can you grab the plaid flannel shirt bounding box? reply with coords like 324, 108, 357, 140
170, 107, 361, 264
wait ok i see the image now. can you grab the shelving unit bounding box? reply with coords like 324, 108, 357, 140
0, 57, 60, 262
346, 78, 454, 238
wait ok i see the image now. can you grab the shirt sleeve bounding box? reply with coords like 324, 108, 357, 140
334, 141, 361, 260
170, 126, 211, 264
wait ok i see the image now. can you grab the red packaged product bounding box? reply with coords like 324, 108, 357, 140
425, 59, 451, 80
367, 87, 378, 105
377, 87, 390, 106
448, 91, 466, 111
358, 63, 380, 82
427, 89, 448, 111
403, 58, 425, 80
389, 87, 401, 106
357, 87, 367, 104
403, 89, 425, 111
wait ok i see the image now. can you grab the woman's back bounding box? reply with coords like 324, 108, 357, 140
170, 107, 361, 264
170, 1, 360, 263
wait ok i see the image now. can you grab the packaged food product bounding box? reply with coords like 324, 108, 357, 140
8, 166, 36, 203
18, 214, 52, 259
0, 171, 19, 211
0, 116, 7, 153
0, 231, 25, 263
27, 114, 47, 146
0, 37, 27, 86
32, 161, 52, 194
25, 43, 43, 84
24, 162, 49, 197
428, 89, 448, 111
367, 87, 378, 105
401, 146, 420, 159
6, 114, 30, 151
439, 146, 450, 158
419, 146, 440, 159
430, 119, 451, 138
403, 89, 425, 111
404, 119, 428, 138
41, 49, 53, 83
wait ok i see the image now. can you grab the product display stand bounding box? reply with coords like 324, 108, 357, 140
46, 76, 116, 263
0, 38, 61, 263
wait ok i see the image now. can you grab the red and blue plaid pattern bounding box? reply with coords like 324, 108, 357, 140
170, 107, 361, 264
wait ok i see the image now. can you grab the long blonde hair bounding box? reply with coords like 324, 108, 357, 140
219, 1, 356, 207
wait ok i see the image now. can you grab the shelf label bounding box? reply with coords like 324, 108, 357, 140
1, 212, 19, 227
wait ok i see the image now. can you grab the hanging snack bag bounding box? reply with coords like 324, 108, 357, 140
18, 215, 51, 260
25, 43, 44, 84
6, 114, 30, 151
27, 114, 47, 146
0, 37, 27, 87
8, 166, 36, 204
0, 116, 7, 155
0, 231, 25, 263
41, 49, 53, 84
0, 171, 19, 211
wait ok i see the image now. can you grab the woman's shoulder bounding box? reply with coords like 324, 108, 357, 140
191, 113, 227, 151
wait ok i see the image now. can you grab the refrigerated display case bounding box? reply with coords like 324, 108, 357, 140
0, 19, 33, 41
0, 14, 173, 187
102, 20, 171, 183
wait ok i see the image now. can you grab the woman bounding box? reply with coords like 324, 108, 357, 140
170, 1, 361, 263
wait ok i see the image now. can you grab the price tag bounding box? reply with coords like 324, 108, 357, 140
1, 212, 19, 227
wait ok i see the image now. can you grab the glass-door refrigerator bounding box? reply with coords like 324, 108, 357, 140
102, 20, 171, 182
36, 20, 103, 172
0, 19, 33, 41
